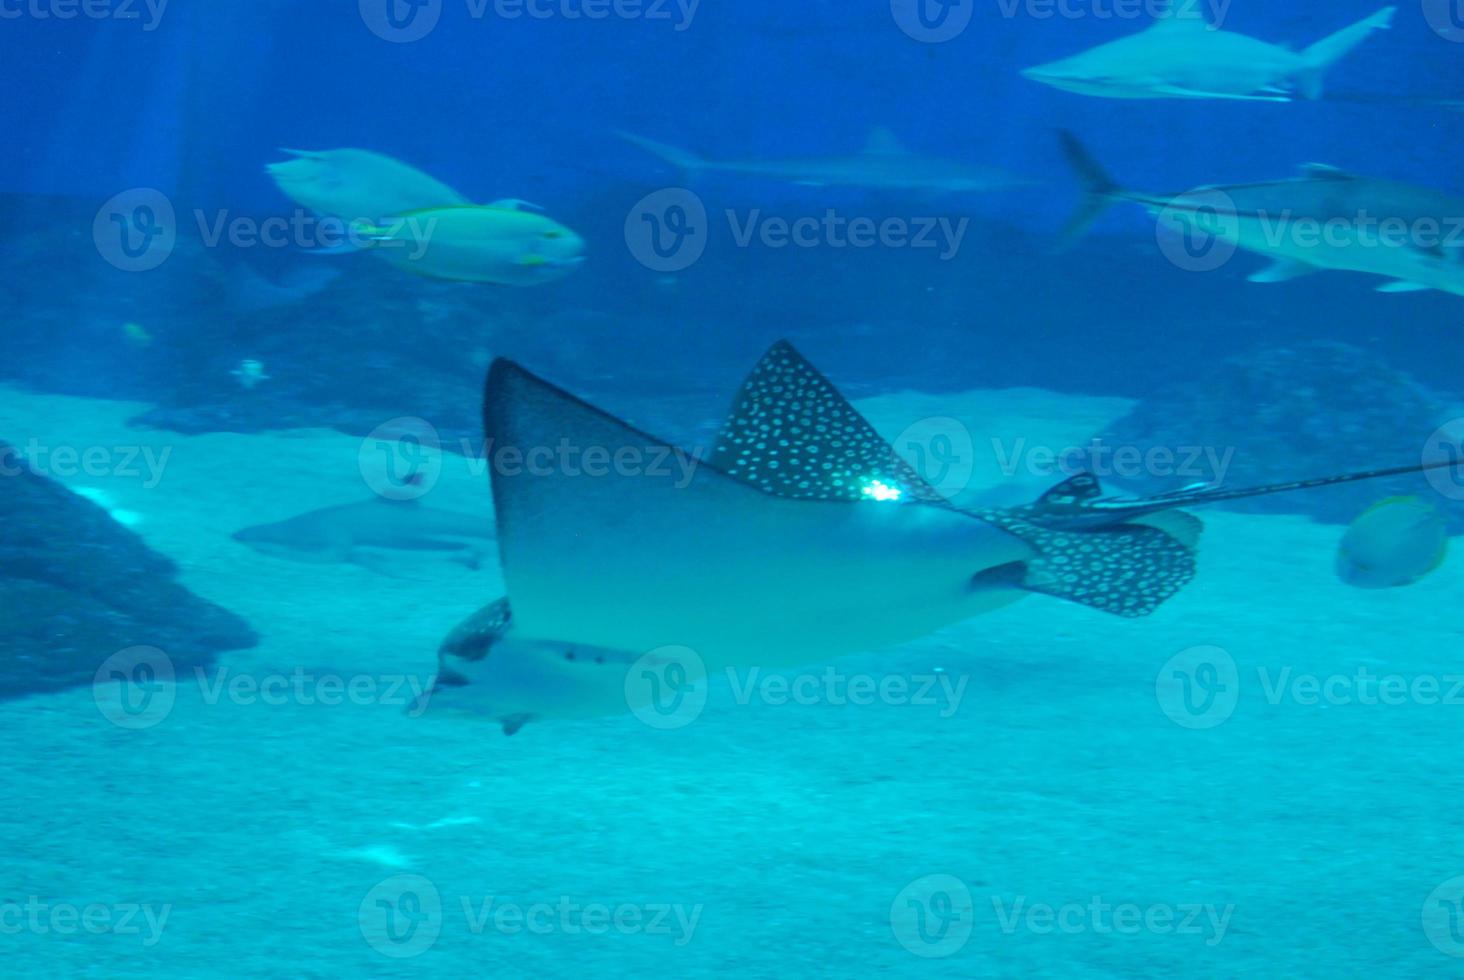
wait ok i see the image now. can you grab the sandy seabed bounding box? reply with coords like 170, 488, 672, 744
3, 383, 1462, 979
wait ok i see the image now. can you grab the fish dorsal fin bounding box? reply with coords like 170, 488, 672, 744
1298, 163, 1356, 181
487, 198, 544, 211
861, 127, 909, 156
709, 341, 950, 506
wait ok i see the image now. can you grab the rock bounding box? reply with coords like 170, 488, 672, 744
0, 442, 257, 700
1095, 342, 1464, 527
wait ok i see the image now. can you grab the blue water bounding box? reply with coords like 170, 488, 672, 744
4, 2, 1464, 976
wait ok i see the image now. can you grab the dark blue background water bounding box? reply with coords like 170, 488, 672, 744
3, 1, 1461, 397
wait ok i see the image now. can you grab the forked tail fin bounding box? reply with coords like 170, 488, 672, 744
1054, 131, 1125, 251
1299, 6, 1396, 99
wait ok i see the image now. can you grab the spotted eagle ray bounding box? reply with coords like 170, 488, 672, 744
419, 341, 1458, 733
1021, 4, 1395, 102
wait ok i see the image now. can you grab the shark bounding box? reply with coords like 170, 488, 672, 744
416, 341, 1459, 734
616, 128, 1030, 193
232, 496, 495, 572
1021, 5, 1396, 102
1057, 131, 1464, 296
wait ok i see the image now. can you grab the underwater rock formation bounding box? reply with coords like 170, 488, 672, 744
0, 443, 257, 699
1095, 342, 1464, 527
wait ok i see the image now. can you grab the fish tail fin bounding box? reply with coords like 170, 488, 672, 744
615, 131, 708, 175
1054, 130, 1123, 251
1298, 6, 1395, 99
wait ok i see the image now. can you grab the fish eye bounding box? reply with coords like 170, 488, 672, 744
543, 230, 564, 239
564, 650, 576, 661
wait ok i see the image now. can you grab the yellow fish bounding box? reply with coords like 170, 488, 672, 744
265, 147, 467, 224
360, 203, 585, 286
1336, 496, 1449, 589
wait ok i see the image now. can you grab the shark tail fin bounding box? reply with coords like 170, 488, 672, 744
615, 131, 708, 174
1298, 6, 1395, 99
1054, 131, 1123, 252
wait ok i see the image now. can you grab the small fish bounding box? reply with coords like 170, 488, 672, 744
1022, 4, 1395, 102
121, 322, 153, 347
230, 359, 271, 390
1337, 497, 1448, 589
359, 202, 585, 286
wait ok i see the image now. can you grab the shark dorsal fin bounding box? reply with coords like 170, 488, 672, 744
1298, 163, 1356, 181
861, 127, 909, 156
709, 341, 950, 507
